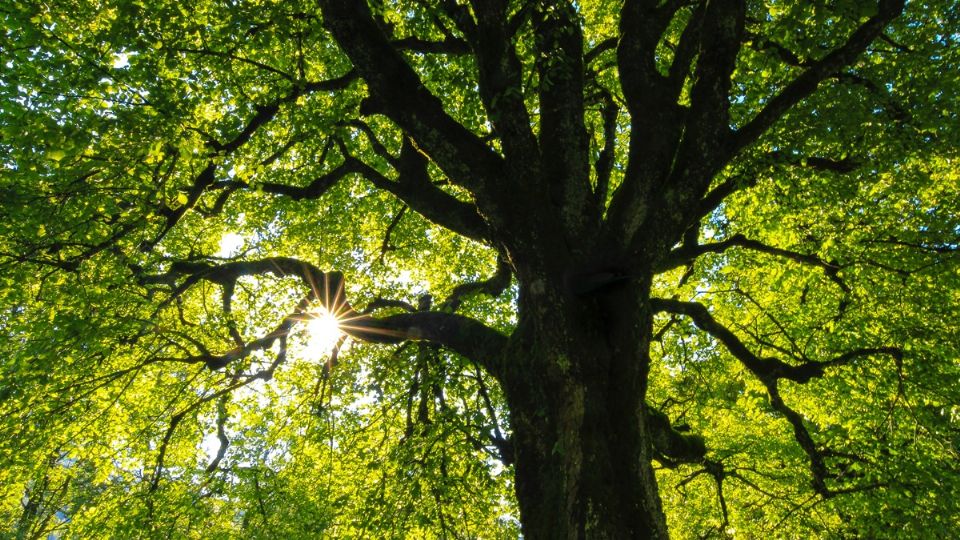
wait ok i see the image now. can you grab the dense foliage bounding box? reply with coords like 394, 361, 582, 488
1, 0, 958, 538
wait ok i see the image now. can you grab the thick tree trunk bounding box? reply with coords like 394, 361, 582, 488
501, 277, 669, 539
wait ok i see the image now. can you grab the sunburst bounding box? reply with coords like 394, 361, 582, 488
303, 307, 343, 357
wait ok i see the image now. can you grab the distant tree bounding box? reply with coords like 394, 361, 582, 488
2, 0, 958, 538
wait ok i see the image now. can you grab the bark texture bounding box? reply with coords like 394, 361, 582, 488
502, 277, 670, 538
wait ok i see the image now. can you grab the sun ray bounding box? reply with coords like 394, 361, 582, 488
303, 307, 343, 357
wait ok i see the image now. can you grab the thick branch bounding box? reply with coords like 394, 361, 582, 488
318, 0, 505, 203
684, 0, 745, 151
142, 257, 508, 376
665, 3, 705, 97
646, 406, 707, 465
534, 2, 594, 233
767, 151, 861, 174
649, 298, 898, 384
651, 298, 902, 395
468, 1, 539, 170
622, 0, 744, 253
260, 159, 362, 200
695, 175, 756, 222
652, 297, 902, 497
339, 311, 507, 377
765, 381, 830, 495
220, 136, 490, 242
650, 298, 816, 383
584, 37, 617, 66
616, 0, 680, 118
593, 90, 619, 214
348, 141, 491, 243
605, 0, 687, 242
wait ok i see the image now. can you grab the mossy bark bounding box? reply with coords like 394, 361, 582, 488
500, 277, 669, 539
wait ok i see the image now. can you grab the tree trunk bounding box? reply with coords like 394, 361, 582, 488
501, 277, 669, 539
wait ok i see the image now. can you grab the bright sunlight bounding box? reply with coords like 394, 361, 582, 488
304, 307, 343, 357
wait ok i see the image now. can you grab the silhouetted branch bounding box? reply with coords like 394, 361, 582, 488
141, 70, 358, 250
150, 344, 286, 492
593, 90, 619, 213
732, 0, 906, 154
650, 298, 900, 384
318, 0, 506, 202
347, 145, 491, 242
651, 296, 903, 497
584, 37, 616, 65
439, 256, 512, 312
647, 405, 707, 466
659, 233, 849, 294
205, 395, 230, 472
138, 257, 508, 376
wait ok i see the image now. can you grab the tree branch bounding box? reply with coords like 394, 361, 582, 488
377, 204, 407, 264
174, 46, 296, 82
695, 174, 756, 222
764, 381, 830, 495
649, 298, 898, 385
348, 139, 491, 243
646, 405, 707, 466
651, 297, 903, 497
142, 70, 357, 250
832, 71, 911, 123
616, 0, 680, 117
593, 90, 619, 215
766, 151, 861, 173
142, 257, 508, 377
584, 37, 617, 66
220, 136, 491, 243
438, 255, 512, 312
684, 0, 744, 146
658, 233, 850, 294
205, 395, 230, 472
604, 0, 687, 242
339, 311, 507, 377
665, 3, 705, 97
864, 236, 960, 254
731, 0, 906, 155
318, 0, 506, 205
650, 298, 816, 383
259, 159, 362, 200
631, 0, 743, 244
150, 352, 284, 492
462, 0, 539, 178
534, 2, 594, 233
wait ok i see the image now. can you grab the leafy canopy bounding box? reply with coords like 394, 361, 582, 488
1, 0, 959, 538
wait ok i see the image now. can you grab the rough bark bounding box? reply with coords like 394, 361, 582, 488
500, 276, 671, 539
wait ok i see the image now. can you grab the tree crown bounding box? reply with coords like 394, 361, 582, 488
1, 0, 958, 537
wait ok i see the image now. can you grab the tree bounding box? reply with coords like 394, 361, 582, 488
1, 0, 958, 537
